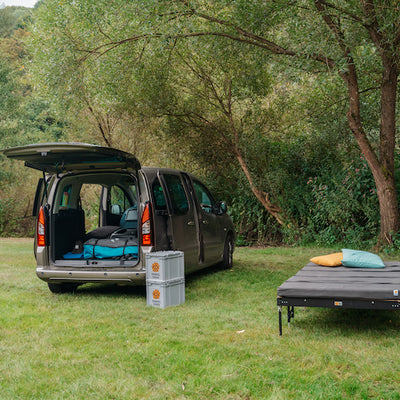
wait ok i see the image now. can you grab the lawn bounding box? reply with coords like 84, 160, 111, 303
1, 238, 400, 399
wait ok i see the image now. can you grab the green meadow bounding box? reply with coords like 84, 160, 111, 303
1, 239, 399, 399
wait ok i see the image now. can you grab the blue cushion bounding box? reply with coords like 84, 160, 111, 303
341, 249, 385, 268
63, 252, 84, 259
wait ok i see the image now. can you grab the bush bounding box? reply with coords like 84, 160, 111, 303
0, 187, 35, 237
295, 156, 379, 247
0, 161, 37, 238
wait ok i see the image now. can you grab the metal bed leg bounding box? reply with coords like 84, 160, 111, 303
278, 306, 282, 336
288, 306, 295, 327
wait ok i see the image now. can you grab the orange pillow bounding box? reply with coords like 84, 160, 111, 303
310, 252, 343, 267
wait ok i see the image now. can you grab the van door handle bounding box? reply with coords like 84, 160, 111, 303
187, 221, 195, 226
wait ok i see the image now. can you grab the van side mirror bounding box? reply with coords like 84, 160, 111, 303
219, 202, 228, 214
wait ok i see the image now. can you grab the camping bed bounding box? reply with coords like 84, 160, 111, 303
277, 262, 400, 335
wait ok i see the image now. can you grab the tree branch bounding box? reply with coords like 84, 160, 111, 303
76, 4, 336, 70
361, 1, 387, 53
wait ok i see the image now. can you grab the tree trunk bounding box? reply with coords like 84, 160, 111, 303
344, 57, 399, 245
235, 148, 284, 226
375, 175, 399, 244
375, 58, 400, 243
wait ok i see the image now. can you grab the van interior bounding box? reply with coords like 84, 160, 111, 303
51, 172, 139, 266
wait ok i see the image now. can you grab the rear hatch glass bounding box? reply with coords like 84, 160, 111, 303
2, 142, 140, 173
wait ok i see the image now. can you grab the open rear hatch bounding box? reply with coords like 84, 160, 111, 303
2, 142, 141, 173
2, 143, 141, 271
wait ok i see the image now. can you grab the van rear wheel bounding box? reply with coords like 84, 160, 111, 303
48, 282, 78, 294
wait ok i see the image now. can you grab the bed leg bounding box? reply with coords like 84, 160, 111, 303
278, 306, 282, 336
288, 306, 295, 327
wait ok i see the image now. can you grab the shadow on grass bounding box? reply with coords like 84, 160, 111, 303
293, 307, 400, 335
185, 264, 227, 286
74, 283, 147, 298
69, 264, 226, 297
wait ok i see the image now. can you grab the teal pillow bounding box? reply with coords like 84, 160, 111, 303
341, 249, 385, 268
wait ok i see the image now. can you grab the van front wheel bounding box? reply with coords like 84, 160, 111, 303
221, 235, 234, 269
48, 282, 78, 294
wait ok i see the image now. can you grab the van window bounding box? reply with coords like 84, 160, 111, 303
80, 184, 102, 231
152, 179, 167, 212
163, 174, 189, 216
109, 185, 132, 215
193, 180, 215, 213
59, 184, 72, 209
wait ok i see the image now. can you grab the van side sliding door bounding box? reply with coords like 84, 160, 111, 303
191, 179, 224, 265
158, 172, 200, 272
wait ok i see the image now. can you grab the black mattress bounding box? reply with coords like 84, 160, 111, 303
277, 262, 400, 301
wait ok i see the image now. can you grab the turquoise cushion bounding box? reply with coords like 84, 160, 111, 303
341, 249, 385, 268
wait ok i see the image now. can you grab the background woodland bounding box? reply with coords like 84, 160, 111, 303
2, 1, 399, 250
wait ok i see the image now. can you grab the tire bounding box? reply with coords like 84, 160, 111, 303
48, 282, 78, 294
221, 235, 234, 269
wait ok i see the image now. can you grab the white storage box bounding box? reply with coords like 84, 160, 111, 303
145, 251, 184, 281
146, 278, 185, 309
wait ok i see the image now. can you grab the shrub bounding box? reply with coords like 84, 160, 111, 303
299, 156, 379, 247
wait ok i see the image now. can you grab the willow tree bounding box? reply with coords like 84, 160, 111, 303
178, 0, 400, 245
28, 1, 165, 159
30, 0, 400, 244
130, 33, 294, 225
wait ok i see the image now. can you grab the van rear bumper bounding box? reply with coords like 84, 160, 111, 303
36, 267, 146, 285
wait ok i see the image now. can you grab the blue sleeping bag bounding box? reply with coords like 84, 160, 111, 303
83, 238, 138, 259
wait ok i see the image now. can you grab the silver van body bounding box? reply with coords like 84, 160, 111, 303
2, 143, 235, 293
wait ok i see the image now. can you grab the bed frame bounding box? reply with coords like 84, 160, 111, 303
276, 262, 400, 335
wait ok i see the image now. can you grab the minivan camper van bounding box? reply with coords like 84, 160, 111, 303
2, 143, 235, 293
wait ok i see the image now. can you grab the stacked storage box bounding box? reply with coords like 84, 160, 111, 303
145, 251, 185, 308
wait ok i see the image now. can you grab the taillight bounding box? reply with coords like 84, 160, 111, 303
37, 206, 46, 247
141, 203, 153, 246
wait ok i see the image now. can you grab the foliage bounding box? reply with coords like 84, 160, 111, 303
0, 6, 31, 38
0, 161, 37, 237
0, 1, 394, 249
27, 1, 174, 165
0, 188, 35, 237
229, 181, 282, 245
301, 157, 379, 247
0, 56, 18, 122
0, 5, 68, 235
59, 0, 399, 245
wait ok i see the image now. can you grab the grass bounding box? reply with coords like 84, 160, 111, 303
1, 239, 400, 399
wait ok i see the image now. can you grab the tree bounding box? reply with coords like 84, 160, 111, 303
181, 0, 400, 245
28, 1, 174, 166
28, 1, 313, 228
133, 37, 290, 225
29, 0, 399, 245
0, 57, 17, 121
68, 0, 399, 245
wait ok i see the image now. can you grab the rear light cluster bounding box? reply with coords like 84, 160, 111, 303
141, 202, 153, 246
37, 206, 46, 247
